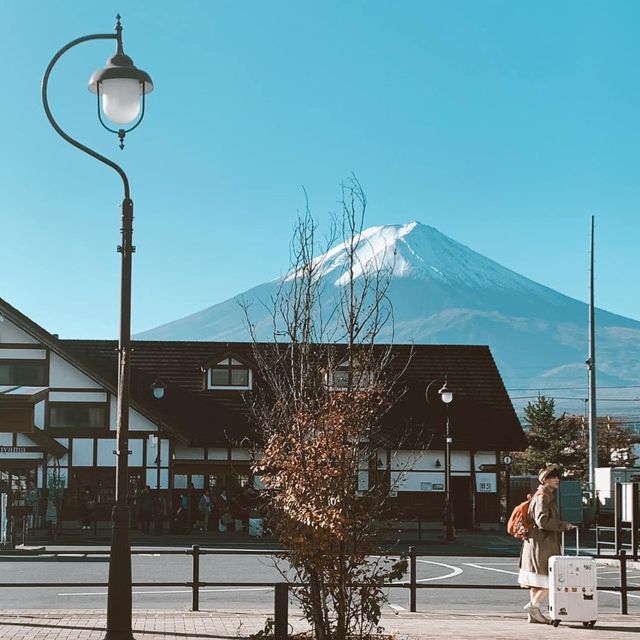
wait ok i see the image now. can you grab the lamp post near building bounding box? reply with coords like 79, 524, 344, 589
438, 381, 455, 541
42, 16, 153, 640
426, 377, 455, 541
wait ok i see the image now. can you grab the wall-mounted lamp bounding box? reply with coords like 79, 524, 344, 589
378, 458, 384, 468
435, 458, 442, 469
151, 379, 166, 399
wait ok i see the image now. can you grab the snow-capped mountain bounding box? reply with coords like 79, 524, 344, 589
137, 222, 640, 417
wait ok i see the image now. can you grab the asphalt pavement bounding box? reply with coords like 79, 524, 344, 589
1, 526, 638, 638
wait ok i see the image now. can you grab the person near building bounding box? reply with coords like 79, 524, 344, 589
518, 464, 576, 624
197, 491, 212, 531
153, 490, 167, 535
80, 488, 96, 532
217, 489, 233, 532
137, 485, 154, 534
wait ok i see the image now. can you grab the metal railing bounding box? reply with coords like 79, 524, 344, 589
596, 483, 639, 559
1, 545, 638, 639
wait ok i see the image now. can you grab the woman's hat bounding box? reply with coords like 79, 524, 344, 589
538, 463, 561, 483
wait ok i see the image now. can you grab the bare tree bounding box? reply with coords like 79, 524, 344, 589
243, 178, 412, 639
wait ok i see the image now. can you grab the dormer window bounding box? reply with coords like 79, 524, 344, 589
208, 357, 252, 390
328, 360, 373, 390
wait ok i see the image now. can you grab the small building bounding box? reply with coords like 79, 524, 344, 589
0, 297, 526, 529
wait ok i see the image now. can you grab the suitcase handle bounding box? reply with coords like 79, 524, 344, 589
561, 526, 579, 555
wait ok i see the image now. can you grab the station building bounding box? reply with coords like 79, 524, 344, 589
0, 297, 526, 530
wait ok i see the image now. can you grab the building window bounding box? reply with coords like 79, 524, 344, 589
208, 357, 252, 390
328, 360, 373, 390
0, 361, 46, 386
49, 403, 107, 429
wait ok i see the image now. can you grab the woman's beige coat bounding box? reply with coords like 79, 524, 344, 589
519, 485, 570, 583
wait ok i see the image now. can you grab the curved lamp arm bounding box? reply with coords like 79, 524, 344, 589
42, 33, 130, 200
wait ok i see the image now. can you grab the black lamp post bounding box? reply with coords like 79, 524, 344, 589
438, 381, 455, 541
42, 15, 153, 640
426, 378, 455, 542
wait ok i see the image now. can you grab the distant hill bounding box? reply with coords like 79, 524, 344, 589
136, 222, 640, 419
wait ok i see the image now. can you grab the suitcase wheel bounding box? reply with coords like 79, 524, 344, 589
552, 620, 560, 627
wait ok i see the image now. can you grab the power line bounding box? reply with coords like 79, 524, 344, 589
507, 384, 640, 392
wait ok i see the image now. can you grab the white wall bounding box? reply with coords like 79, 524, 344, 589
95, 438, 143, 467
391, 449, 472, 472
49, 391, 107, 403
174, 445, 205, 460
0, 348, 46, 359
49, 353, 101, 389
0, 319, 39, 344
108, 396, 159, 432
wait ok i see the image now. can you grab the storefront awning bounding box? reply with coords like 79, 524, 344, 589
23, 426, 68, 459
0, 386, 67, 458
0, 386, 48, 433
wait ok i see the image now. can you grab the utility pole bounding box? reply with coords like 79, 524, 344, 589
587, 215, 598, 496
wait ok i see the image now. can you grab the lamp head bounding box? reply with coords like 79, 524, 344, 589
88, 51, 153, 125
438, 381, 453, 405
151, 379, 166, 400
88, 16, 153, 134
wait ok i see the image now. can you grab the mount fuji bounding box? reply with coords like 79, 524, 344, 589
137, 222, 640, 417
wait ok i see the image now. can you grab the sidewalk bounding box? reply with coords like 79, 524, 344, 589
5, 524, 529, 556
0, 609, 639, 639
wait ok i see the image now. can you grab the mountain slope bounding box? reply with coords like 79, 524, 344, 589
136, 222, 640, 416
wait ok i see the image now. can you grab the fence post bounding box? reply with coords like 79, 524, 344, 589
619, 550, 628, 615
409, 545, 417, 613
191, 544, 200, 612
632, 483, 639, 561
274, 582, 288, 640
615, 482, 623, 556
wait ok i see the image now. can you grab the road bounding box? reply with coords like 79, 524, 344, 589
0, 548, 638, 614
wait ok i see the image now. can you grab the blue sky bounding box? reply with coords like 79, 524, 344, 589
2, 1, 639, 338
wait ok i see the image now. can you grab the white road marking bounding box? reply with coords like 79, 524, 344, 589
462, 564, 640, 601
602, 590, 640, 600
464, 563, 519, 576
388, 559, 463, 585
414, 560, 463, 582
58, 587, 272, 597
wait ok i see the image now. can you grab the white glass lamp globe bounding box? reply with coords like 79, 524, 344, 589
100, 78, 142, 125
438, 383, 454, 405
440, 389, 453, 404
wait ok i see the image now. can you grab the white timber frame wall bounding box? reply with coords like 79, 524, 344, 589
378, 448, 498, 494
0, 316, 167, 495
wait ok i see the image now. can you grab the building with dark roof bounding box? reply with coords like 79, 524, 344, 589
0, 297, 525, 530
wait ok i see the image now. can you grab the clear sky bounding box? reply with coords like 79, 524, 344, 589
2, 1, 639, 339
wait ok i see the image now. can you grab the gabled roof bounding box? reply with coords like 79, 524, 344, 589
2, 294, 524, 451
61, 340, 526, 451
0, 298, 189, 444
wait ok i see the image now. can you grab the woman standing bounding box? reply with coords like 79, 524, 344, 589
518, 464, 576, 624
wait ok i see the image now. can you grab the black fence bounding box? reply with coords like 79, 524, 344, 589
0, 545, 638, 639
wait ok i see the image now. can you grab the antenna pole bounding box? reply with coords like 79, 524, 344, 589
587, 215, 598, 495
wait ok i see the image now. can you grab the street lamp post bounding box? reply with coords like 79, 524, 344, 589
42, 16, 153, 640
427, 378, 455, 541
438, 381, 455, 541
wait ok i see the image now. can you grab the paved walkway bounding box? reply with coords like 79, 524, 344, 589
0, 609, 639, 639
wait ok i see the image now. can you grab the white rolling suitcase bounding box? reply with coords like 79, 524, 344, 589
548, 528, 597, 628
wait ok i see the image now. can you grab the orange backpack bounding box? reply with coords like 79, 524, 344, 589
507, 488, 544, 539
